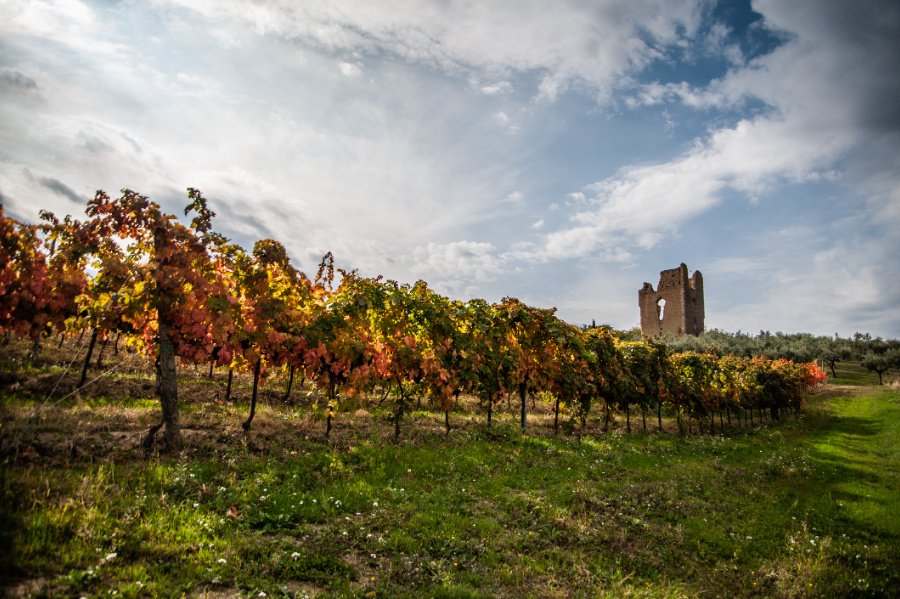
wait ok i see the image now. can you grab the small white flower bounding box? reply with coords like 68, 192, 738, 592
259, 496, 267, 502
342, 531, 348, 536
370, 553, 377, 559
291, 552, 301, 560
258, 592, 267, 598
193, 502, 200, 508
372, 501, 378, 507
217, 558, 227, 565
103, 552, 117, 563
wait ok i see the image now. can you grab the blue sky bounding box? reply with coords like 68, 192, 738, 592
1, 0, 898, 337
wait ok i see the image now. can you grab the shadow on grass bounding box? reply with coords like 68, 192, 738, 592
805, 410, 881, 439
800, 397, 900, 543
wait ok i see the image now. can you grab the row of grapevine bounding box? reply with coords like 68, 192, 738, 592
0, 191, 826, 449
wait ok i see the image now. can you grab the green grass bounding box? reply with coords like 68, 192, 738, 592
2, 384, 899, 598
827, 361, 892, 387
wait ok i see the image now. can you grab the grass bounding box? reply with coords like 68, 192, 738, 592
825, 361, 895, 387
1, 340, 899, 597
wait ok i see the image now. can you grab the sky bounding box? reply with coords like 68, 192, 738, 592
1, 0, 898, 338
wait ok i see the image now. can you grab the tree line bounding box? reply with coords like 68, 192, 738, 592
659, 330, 900, 384
2, 190, 831, 450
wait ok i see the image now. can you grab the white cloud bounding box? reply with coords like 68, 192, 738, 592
502, 190, 523, 204
711, 236, 900, 337
541, 0, 900, 261
535, 74, 567, 104
479, 81, 513, 95
410, 241, 503, 297
491, 110, 520, 133
0, 0, 94, 37
157, 0, 708, 102
337, 61, 362, 77
0, 0, 123, 59
0, 3, 520, 283
626, 81, 720, 109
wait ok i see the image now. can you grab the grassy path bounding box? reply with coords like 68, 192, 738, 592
798, 388, 900, 574
2, 385, 898, 598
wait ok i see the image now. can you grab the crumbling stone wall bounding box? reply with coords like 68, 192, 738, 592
639, 263, 704, 337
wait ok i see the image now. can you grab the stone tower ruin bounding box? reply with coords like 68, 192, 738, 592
639, 263, 704, 337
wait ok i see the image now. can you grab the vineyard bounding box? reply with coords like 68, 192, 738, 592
1, 191, 826, 450
3, 191, 898, 598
